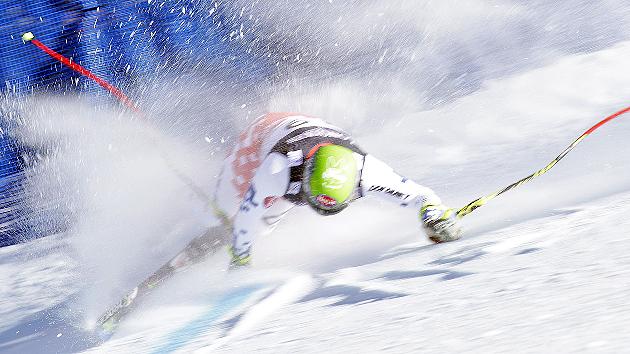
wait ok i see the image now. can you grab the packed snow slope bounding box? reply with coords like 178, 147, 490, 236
2, 1, 630, 353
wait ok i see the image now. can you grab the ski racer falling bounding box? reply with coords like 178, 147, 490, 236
214, 112, 463, 267
96, 112, 463, 332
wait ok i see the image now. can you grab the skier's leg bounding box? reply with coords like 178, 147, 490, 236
167, 158, 242, 268
213, 156, 241, 220
229, 198, 294, 267
169, 225, 231, 268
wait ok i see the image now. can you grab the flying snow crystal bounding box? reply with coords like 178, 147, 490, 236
378, 48, 388, 63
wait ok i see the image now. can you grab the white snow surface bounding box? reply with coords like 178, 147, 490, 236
2, 2, 630, 353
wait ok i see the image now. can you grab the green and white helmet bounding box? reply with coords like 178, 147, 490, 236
303, 144, 358, 215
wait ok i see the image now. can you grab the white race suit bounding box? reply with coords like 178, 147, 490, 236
214, 113, 442, 259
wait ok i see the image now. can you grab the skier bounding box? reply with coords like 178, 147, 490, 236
214, 112, 462, 267
94, 112, 463, 332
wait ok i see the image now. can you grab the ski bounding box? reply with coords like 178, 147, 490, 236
96, 224, 230, 334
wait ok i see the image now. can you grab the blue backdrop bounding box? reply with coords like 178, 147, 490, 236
0, 0, 273, 246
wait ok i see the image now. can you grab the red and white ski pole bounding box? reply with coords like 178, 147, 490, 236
21, 32, 230, 223
21, 32, 142, 115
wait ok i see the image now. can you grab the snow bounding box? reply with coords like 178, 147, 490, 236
2, 1, 630, 353
208, 192, 630, 353
6, 189, 624, 354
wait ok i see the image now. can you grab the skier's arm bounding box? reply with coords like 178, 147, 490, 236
230, 153, 291, 265
359, 154, 462, 243
360, 154, 442, 209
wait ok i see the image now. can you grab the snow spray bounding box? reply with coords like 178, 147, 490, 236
21, 32, 230, 225
22, 32, 629, 222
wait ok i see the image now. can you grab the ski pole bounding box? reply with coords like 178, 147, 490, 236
21, 32, 230, 225
457, 104, 630, 218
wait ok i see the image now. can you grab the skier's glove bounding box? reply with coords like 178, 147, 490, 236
420, 204, 462, 243
228, 246, 251, 269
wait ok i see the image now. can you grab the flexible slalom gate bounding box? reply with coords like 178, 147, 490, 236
23, 32, 629, 220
